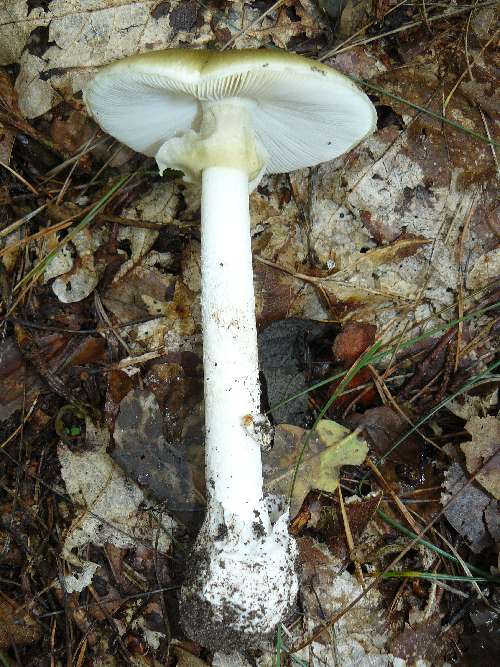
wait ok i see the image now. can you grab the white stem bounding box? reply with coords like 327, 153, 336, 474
201, 166, 268, 526
179, 120, 297, 653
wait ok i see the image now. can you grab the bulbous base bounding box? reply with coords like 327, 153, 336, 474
180, 503, 298, 651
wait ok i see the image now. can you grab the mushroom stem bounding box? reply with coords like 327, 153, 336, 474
179, 166, 298, 650
201, 166, 269, 525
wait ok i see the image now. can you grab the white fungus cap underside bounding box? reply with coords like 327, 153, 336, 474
84, 49, 377, 175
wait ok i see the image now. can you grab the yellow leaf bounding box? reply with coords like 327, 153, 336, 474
263, 420, 368, 516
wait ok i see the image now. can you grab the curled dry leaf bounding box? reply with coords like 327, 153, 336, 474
264, 420, 368, 517
45, 226, 108, 303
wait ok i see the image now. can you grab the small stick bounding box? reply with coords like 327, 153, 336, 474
337, 486, 365, 587
366, 459, 421, 535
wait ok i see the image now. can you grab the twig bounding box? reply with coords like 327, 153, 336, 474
337, 486, 365, 587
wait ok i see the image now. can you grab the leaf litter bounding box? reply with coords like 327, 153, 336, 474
0, 0, 499, 664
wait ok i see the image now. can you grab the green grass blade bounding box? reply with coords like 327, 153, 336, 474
288, 340, 383, 502
382, 571, 499, 584
268, 301, 499, 414
275, 624, 283, 667
377, 509, 495, 580
376, 358, 500, 466
15, 172, 133, 292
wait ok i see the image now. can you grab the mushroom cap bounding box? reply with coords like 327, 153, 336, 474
84, 48, 377, 175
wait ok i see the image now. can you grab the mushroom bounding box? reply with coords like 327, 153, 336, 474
84, 48, 376, 650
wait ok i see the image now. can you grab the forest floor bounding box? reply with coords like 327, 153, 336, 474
0, 1, 498, 666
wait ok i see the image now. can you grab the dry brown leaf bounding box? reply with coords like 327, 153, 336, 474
0, 597, 41, 648
248, 0, 324, 50
0, 70, 20, 164
356, 235, 431, 269
296, 539, 396, 664
461, 416, 500, 499
173, 644, 209, 667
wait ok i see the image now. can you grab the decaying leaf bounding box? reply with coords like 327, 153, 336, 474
315, 492, 381, 560
112, 388, 203, 512
0, 72, 17, 164
446, 388, 498, 421
45, 226, 108, 303
247, 0, 324, 50
59, 416, 175, 589
264, 420, 368, 516
349, 405, 428, 488
467, 248, 500, 291
0, 337, 41, 421
173, 643, 210, 667
461, 416, 500, 499
388, 614, 442, 664
442, 462, 492, 553
0, 597, 41, 649
296, 538, 399, 666
304, 59, 498, 329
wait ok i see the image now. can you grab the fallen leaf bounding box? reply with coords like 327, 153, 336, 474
112, 388, 203, 513
0, 597, 41, 649
446, 388, 498, 421
461, 416, 500, 499
315, 492, 381, 559
349, 405, 426, 486
4, 0, 215, 118
46, 226, 109, 303
296, 539, 397, 664
332, 321, 377, 366
356, 234, 431, 269
467, 248, 500, 291
248, 0, 325, 50
388, 614, 442, 663
0, 337, 41, 421
50, 108, 95, 154
442, 462, 492, 553
0, 68, 23, 163
59, 416, 175, 586
264, 420, 368, 516
0, 2, 46, 67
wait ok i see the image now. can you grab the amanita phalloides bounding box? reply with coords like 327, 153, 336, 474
85, 48, 376, 649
